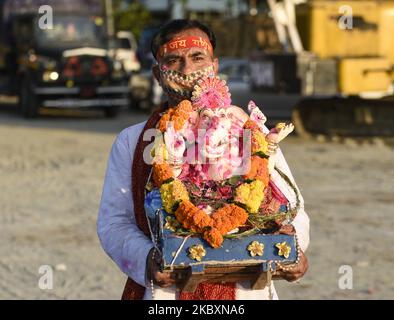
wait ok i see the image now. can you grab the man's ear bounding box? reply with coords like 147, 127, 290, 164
152, 64, 161, 84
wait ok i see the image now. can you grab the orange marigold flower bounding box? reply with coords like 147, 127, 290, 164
152, 162, 173, 187
172, 101, 192, 131
172, 116, 187, 131
244, 156, 270, 187
243, 119, 259, 130
203, 228, 223, 248
175, 100, 193, 118
157, 100, 192, 132
243, 120, 269, 156
157, 108, 175, 132
175, 200, 212, 233
210, 204, 248, 235
191, 211, 213, 232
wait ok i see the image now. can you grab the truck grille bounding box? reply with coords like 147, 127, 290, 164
62, 56, 109, 79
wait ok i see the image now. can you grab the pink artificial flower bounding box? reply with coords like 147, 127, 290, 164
191, 76, 231, 110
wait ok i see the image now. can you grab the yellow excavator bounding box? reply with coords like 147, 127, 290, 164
251, 0, 394, 137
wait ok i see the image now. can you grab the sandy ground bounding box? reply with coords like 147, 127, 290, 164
0, 105, 393, 300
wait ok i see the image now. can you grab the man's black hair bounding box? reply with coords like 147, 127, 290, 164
151, 19, 216, 60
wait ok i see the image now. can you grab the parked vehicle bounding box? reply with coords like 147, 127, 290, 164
0, 0, 129, 118
129, 25, 163, 111
109, 31, 140, 75
219, 58, 251, 91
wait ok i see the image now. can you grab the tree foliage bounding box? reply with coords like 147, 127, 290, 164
113, 0, 151, 40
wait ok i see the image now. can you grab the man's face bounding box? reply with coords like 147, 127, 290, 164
153, 28, 219, 88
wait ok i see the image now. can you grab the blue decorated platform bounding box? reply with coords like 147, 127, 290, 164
145, 189, 298, 275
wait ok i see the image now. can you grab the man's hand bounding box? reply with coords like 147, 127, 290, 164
273, 250, 308, 282
273, 224, 309, 282
146, 248, 175, 288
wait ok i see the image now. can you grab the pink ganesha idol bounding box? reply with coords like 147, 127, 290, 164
163, 75, 295, 183
185, 76, 249, 181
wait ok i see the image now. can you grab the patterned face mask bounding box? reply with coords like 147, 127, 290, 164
159, 65, 215, 103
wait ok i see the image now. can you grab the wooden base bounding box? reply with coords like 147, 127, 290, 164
165, 264, 275, 293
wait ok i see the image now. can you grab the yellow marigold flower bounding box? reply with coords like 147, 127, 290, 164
188, 244, 206, 261
235, 180, 265, 214
151, 134, 168, 163
247, 241, 264, 257
160, 179, 189, 213
252, 129, 269, 156
276, 241, 292, 259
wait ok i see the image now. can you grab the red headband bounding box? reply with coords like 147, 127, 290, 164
156, 36, 213, 61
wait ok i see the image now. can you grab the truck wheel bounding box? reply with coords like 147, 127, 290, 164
103, 106, 119, 118
19, 78, 39, 118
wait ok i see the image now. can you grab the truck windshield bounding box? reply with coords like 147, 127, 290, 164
35, 16, 105, 49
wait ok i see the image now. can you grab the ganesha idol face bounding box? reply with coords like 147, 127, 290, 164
180, 105, 249, 181
197, 107, 232, 160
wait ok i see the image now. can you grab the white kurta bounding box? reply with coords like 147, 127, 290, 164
97, 121, 310, 300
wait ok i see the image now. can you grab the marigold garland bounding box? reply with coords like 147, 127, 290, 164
157, 100, 193, 132
150, 98, 293, 248
243, 119, 269, 156
174, 201, 248, 248
235, 180, 265, 214
244, 156, 269, 187
152, 162, 173, 187
243, 119, 260, 131
203, 228, 224, 249
210, 204, 248, 234
251, 128, 269, 155
175, 200, 212, 232
157, 109, 173, 132
160, 179, 189, 213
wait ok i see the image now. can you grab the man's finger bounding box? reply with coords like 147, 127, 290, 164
285, 273, 303, 282
155, 280, 175, 288
154, 272, 176, 284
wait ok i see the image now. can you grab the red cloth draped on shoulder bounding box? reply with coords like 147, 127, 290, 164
121, 104, 164, 300
121, 103, 236, 300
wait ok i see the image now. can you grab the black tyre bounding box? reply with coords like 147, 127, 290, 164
19, 77, 39, 118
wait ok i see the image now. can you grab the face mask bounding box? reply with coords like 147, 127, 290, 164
159, 65, 215, 103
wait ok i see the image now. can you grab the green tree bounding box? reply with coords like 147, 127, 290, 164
113, 1, 151, 40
